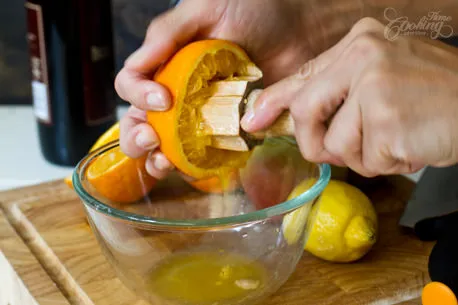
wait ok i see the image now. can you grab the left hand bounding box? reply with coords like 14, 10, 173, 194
114, 0, 332, 179
241, 17, 458, 177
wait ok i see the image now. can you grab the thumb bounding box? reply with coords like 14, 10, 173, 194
240, 56, 333, 133
240, 24, 360, 133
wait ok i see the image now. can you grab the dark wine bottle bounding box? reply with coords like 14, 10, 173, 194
25, 0, 118, 166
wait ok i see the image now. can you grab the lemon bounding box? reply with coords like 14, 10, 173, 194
283, 179, 378, 263
281, 178, 317, 245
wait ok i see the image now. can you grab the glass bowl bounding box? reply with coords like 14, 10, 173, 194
73, 138, 330, 305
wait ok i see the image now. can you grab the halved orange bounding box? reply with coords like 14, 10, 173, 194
64, 122, 156, 203
148, 39, 263, 192
85, 146, 156, 204
89, 122, 120, 151
64, 122, 120, 189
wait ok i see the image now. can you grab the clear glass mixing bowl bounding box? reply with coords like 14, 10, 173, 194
73, 139, 330, 305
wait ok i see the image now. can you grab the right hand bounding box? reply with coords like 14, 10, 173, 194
114, 0, 322, 179
241, 18, 458, 177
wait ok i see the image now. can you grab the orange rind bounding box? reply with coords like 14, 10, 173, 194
148, 39, 263, 193
422, 282, 458, 305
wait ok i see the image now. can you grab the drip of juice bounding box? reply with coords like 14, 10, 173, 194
147, 251, 268, 304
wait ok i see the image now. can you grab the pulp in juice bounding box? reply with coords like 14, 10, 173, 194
147, 251, 268, 304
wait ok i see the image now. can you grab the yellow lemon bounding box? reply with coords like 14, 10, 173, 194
281, 178, 317, 245
283, 179, 378, 263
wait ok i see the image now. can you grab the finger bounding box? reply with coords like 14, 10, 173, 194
241, 17, 385, 133
145, 151, 175, 180
280, 41, 368, 164
240, 49, 342, 133
323, 95, 376, 177
362, 132, 426, 176
124, 0, 224, 73
114, 69, 171, 112
290, 77, 348, 164
115, 0, 223, 112
240, 75, 304, 132
242, 55, 352, 163
376, 160, 425, 176
119, 106, 159, 158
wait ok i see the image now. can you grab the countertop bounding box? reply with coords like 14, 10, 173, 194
0, 105, 128, 191
0, 105, 424, 192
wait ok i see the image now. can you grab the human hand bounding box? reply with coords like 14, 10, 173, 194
241, 17, 458, 177
114, 0, 316, 179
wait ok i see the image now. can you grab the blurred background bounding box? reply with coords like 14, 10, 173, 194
0, 0, 171, 105
0, 0, 176, 190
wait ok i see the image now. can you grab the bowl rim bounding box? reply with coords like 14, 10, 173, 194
73, 140, 331, 229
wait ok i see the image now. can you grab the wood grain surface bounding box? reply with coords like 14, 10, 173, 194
0, 208, 70, 305
0, 177, 433, 305
398, 298, 422, 305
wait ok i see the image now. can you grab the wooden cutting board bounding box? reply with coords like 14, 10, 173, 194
0, 176, 433, 305
0, 208, 70, 305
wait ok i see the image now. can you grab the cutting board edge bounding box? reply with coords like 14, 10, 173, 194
0, 206, 71, 305
1, 202, 94, 305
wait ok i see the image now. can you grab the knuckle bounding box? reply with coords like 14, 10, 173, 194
348, 32, 388, 61
119, 110, 133, 131
119, 123, 135, 147
119, 132, 132, 155
359, 62, 397, 111
362, 65, 392, 94
323, 134, 342, 158
290, 85, 324, 122
357, 169, 378, 178
358, 153, 379, 177
361, 155, 378, 176
352, 17, 384, 34
125, 105, 144, 120
361, 142, 396, 176
296, 138, 322, 163
296, 143, 315, 161
368, 103, 401, 137
114, 70, 127, 100
302, 151, 319, 163
296, 59, 316, 79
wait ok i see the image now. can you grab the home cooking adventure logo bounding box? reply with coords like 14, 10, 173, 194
384, 7, 454, 41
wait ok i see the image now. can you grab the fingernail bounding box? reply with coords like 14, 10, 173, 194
146, 92, 168, 110
153, 155, 172, 171
241, 109, 255, 130
135, 131, 157, 150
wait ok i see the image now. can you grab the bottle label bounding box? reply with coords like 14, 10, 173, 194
25, 2, 52, 125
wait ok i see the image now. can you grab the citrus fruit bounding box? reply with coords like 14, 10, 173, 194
422, 282, 458, 305
85, 145, 156, 204
284, 179, 378, 262
148, 39, 263, 193
281, 178, 317, 245
88, 121, 120, 151
63, 122, 120, 188
63, 122, 156, 203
